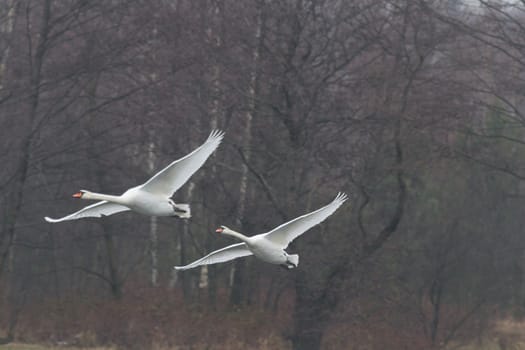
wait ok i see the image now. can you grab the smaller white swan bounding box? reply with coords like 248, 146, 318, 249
174, 192, 347, 270
45, 130, 224, 223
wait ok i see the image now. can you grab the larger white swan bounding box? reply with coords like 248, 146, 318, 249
174, 192, 347, 270
45, 130, 225, 223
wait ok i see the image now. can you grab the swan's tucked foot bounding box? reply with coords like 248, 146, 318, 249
280, 264, 292, 270
169, 202, 191, 219
280, 261, 297, 270
285, 254, 299, 269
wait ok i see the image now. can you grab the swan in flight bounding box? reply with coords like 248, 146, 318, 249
45, 130, 225, 223
174, 192, 347, 270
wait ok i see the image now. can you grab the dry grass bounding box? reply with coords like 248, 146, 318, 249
4, 318, 525, 350
0, 340, 289, 350
0, 341, 291, 350
3, 286, 293, 350
6, 286, 525, 350
0, 344, 115, 350
446, 319, 525, 350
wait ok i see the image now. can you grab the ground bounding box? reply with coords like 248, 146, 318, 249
2, 319, 525, 350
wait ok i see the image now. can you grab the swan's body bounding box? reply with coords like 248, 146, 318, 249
174, 192, 347, 270
45, 130, 224, 223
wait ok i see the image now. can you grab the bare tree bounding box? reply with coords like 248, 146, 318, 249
228, 0, 265, 307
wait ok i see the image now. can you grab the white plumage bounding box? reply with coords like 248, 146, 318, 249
45, 130, 224, 223
175, 192, 347, 270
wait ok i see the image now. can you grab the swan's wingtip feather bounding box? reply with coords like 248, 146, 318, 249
334, 192, 348, 204
208, 129, 225, 142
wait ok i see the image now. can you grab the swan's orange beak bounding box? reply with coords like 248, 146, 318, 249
215, 227, 223, 233
72, 192, 83, 198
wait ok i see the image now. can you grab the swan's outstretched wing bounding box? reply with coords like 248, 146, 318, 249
263, 192, 348, 248
174, 243, 252, 271
141, 130, 224, 196
44, 201, 131, 223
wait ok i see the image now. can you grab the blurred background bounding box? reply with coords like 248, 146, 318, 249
1, 0, 525, 349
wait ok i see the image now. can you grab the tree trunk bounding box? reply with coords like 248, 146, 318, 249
430, 278, 443, 346
0, 3, 49, 337
291, 262, 348, 350
147, 140, 159, 287
179, 182, 195, 299
84, 64, 123, 299
0, 0, 50, 279
291, 130, 406, 350
198, 0, 224, 306
0, 0, 17, 88
229, 0, 264, 307
49, 229, 66, 341
291, 324, 322, 350
102, 227, 122, 300
150, 215, 159, 286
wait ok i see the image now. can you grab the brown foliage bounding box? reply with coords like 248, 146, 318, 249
2, 284, 498, 350
12, 286, 292, 349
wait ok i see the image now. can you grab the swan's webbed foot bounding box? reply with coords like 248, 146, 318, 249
168, 200, 191, 219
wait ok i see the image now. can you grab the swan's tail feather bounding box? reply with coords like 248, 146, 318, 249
174, 204, 191, 219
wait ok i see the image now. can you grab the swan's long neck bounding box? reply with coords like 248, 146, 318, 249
84, 191, 124, 204
223, 228, 250, 242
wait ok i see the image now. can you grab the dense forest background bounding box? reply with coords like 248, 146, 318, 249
1, 0, 525, 349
